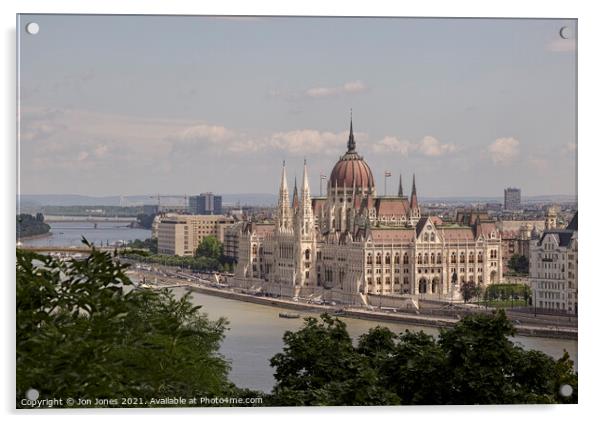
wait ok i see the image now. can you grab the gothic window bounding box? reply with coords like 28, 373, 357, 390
424, 253, 429, 264
430, 233, 435, 242
367, 253, 373, 265
305, 249, 310, 260
478, 252, 483, 263
431, 253, 435, 264
252, 244, 258, 255
451, 252, 457, 264
376, 254, 382, 265
394, 253, 400, 264
424, 233, 429, 242
417, 253, 422, 264
385, 254, 391, 265
469, 252, 474, 263
437, 253, 442, 264
460, 252, 465, 263
403, 253, 409, 264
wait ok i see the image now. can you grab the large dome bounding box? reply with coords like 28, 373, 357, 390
329, 117, 375, 189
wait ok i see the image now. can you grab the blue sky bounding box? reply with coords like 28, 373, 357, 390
18, 15, 576, 197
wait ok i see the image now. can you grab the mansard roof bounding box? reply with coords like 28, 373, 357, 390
566, 212, 578, 231
439, 227, 476, 242
538, 230, 575, 247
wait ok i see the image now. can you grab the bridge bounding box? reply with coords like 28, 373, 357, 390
43, 215, 138, 224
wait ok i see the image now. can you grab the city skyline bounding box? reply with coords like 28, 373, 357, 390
18, 15, 577, 198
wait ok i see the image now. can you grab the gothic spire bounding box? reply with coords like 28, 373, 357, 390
398, 174, 403, 197
292, 176, 299, 210
347, 108, 356, 152
410, 173, 418, 209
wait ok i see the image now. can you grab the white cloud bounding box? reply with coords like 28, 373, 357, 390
372, 135, 456, 157
305, 80, 367, 98
268, 130, 347, 155
488, 137, 520, 165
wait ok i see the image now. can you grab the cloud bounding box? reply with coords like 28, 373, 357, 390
268, 130, 348, 155
488, 137, 520, 165
371, 135, 457, 157
546, 38, 576, 53
305, 80, 367, 98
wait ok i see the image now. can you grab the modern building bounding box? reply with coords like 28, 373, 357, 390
231, 117, 503, 306
529, 212, 578, 314
157, 214, 234, 256
504, 188, 521, 210
189, 193, 223, 215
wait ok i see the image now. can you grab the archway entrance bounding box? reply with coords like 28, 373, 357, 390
432, 277, 440, 294
419, 278, 428, 294
490, 270, 498, 284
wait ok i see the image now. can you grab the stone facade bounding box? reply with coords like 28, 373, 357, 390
529, 213, 578, 314
232, 118, 503, 305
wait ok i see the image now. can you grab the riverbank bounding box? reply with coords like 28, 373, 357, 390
184, 284, 577, 340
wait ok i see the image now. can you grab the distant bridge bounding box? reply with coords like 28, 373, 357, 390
43, 215, 138, 223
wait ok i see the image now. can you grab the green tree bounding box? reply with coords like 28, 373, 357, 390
269, 310, 577, 405
509, 254, 529, 274
16, 241, 255, 408
195, 236, 223, 260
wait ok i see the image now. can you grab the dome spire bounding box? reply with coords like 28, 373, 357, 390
347, 108, 356, 152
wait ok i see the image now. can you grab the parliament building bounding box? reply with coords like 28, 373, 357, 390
232, 117, 503, 305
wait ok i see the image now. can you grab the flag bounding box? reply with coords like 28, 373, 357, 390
384, 171, 392, 177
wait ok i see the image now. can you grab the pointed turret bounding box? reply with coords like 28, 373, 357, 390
398, 174, 404, 197
292, 176, 299, 211
410, 173, 418, 209
277, 160, 292, 230
347, 109, 356, 153
300, 159, 314, 229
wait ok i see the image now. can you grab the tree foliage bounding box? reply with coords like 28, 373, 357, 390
16, 213, 50, 239
195, 236, 223, 260
16, 242, 257, 407
508, 254, 529, 275
460, 279, 478, 303
269, 311, 578, 405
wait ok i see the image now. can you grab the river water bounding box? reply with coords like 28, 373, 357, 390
19, 221, 151, 248
19, 222, 578, 394
169, 287, 578, 394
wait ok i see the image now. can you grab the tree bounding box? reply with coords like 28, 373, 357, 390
195, 236, 223, 260
460, 279, 478, 303
509, 254, 529, 274
269, 310, 577, 405
16, 241, 256, 408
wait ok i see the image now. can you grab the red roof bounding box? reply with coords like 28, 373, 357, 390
370, 229, 415, 243
375, 198, 410, 217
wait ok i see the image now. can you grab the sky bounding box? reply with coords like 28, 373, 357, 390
18, 15, 577, 198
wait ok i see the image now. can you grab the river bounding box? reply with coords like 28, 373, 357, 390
19, 221, 151, 248
169, 287, 578, 394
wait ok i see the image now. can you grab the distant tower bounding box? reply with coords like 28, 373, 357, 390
398, 174, 404, 197
545, 206, 558, 230
504, 187, 521, 211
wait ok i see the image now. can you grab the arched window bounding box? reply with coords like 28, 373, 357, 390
469, 252, 474, 263
478, 252, 483, 263
403, 253, 409, 265
367, 253, 373, 265
430, 233, 435, 242
252, 244, 258, 255
451, 252, 457, 264
460, 252, 465, 263
394, 253, 400, 264
431, 253, 436, 264
385, 254, 391, 265
305, 249, 310, 260
376, 253, 382, 265
424, 253, 428, 264
424, 233, 429, 242
417, 253, 422, 264
437, 253, 442, 264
